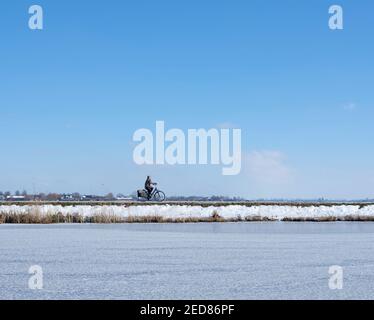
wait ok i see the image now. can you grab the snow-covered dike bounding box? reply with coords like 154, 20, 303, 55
1, 204, 374, 220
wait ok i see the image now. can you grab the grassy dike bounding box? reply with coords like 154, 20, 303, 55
1, 202, 374, 223
1, 212, 374, 224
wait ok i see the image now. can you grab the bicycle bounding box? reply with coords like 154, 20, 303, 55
137, 186, 166, 202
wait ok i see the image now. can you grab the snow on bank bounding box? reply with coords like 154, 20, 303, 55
1, 204, 374, 220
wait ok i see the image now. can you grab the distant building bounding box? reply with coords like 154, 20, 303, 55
81, 195, 103, 201
60, 194, 74, 201
6, 195, 26, 201
115, 196, 132, 201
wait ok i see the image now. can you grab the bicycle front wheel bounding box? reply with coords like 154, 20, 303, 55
153, 191, 166, 202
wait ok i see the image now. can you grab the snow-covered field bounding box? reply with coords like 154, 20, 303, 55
1, 204, 374, 220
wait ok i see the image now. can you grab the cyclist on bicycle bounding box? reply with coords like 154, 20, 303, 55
145, 176, 157, 199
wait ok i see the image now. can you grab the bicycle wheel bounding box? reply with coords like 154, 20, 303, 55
153, 190, 166, 202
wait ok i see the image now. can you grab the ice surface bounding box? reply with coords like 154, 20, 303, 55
1, 223, 374, 300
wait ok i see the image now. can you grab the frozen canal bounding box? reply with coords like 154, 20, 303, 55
0, 222, 374, 300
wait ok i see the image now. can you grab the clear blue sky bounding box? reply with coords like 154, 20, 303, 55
1, 0, 373, 199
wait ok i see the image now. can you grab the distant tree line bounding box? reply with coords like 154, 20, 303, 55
0, 191, 247, 202
0, 191, 135, 201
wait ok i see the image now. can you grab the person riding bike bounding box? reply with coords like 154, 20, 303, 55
145, 176, 157, 199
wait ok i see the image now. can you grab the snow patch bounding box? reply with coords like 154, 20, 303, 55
0, 204, 374, 220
